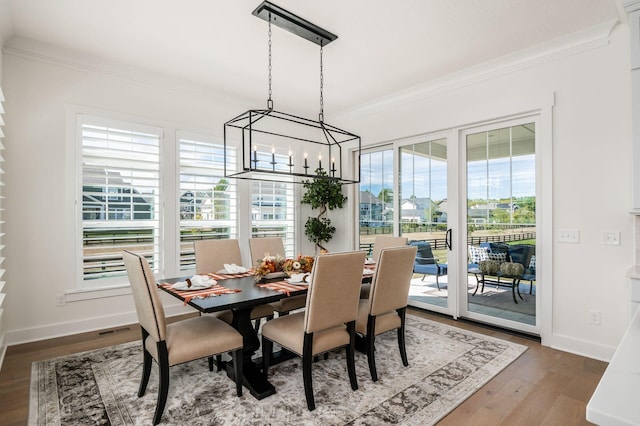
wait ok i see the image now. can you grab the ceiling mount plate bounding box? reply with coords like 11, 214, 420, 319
252, 1, 338, 46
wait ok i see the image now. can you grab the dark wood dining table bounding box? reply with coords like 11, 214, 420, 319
158, 273, 308, 400
158, 265, 376, 400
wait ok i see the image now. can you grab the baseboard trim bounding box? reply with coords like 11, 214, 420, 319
543, 333, 616, 362
0, 333, 6, 372
4, 304, 195, 347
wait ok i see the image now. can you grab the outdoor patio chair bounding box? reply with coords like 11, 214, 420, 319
409, 241, 448, 290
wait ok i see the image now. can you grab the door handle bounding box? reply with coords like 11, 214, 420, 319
446, 228, 453, 251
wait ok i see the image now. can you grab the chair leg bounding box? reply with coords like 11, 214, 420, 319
138, 328, 152, 397
435, 274, 440, 291
153, 342, 170, 426
216, 354, 222, 372
262, 337, 273, 379
303, 332, 315, 411
208, 356, 214, 372
346, 321, 359, 391
397, 307, 409, 367
529, 280, 533, 295
253, 318, 261, 333
231, 348, 243, 397
365, 315, 378, 382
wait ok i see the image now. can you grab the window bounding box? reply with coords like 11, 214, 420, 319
359, 148, 394, 251
79, 116, 161, 287
251, 179, 295, 257
178, 132, 237, 271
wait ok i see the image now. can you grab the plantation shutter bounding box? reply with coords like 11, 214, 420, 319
178, 132, 237, 271
80, 116, 161, 285
251, 179, 295, 258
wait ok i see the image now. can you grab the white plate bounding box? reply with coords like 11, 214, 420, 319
171, 281, 214, 291
286, 273, 310, 284
362, 268, 374, 275
365, 258, 376, 265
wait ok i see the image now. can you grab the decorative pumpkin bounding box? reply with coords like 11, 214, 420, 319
500, 262, 524, 277
479, 259, 500, 274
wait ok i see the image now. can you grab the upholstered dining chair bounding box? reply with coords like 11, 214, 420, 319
355, 245, 417, 382
360, 235, 409, 299
248, 237, 306, 316
122, 250, 243, 425
194, 239, 274, 333
261, 250, 367, 410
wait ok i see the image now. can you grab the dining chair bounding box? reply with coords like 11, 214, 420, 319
361, 235, 409, 299
261, 250, 367, 411
195, 239, 274, 333
248, 236, 306, 316
122, 250, 243, 425
355, 245, 417, 382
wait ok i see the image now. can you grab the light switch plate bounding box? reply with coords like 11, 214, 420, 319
602, 231, 621, 245
557, 229, 580, 244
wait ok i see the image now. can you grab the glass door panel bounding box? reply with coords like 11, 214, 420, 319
359, 149, 395, 255
399, 139, 450, 313
464, 122, 537, 330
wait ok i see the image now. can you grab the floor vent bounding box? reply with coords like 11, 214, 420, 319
98, 326, 132, 336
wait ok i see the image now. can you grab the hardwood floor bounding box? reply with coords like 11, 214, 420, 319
0, 309, 607, 425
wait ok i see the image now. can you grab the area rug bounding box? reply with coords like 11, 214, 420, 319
29, 315, 526, 425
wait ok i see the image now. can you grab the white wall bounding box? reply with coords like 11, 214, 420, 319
335, 23, 633, 359
0, 20, 634, 360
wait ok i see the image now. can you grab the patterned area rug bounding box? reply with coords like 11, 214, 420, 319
29, 315, 526, 425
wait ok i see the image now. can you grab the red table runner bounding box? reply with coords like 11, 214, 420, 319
256, 280, 308, 297
159, 282, 241, 304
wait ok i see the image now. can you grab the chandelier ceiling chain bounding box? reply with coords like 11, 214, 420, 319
223, 1, 361, 184
267, 14, 273, 110
319, 41, 324, 123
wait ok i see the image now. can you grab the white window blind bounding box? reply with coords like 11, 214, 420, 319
79, 116, 161, 286
178, 132, 237, 271
251, 179, 295, 258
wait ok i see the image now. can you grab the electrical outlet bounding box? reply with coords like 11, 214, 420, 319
56, 294, 66, 306
589, 309, 601, 325
557, 229, 580, 244
603, 231, 621, 246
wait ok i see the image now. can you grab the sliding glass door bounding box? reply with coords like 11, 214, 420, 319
399, 139, 450, 314
357, 116, 539, 335
461, 119, 537, 332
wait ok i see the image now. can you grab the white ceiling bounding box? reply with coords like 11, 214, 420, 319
0, 0, 623, 117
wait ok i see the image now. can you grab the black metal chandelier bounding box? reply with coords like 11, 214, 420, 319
223, 1, 361, 184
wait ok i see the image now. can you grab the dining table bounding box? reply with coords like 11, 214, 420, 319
158, 264, 377, 400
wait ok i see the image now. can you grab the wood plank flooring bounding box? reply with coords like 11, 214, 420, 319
0, 309, 607, 425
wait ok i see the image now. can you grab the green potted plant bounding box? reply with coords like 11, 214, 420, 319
301, 169, 347, 252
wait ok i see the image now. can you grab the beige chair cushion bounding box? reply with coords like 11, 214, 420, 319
369, 246, 417, 316
261, 312, 349, 356
123, 251, 166, 342
194, 239, 243, 274
248, 237, 285, 264
304, 251, 367, 334
145, 316, 242, 366
355, 299, 401, 335
355, 246, 416, 336
371, 236, 408, 262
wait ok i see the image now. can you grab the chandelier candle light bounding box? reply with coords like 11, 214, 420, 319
223, 1, 361, 184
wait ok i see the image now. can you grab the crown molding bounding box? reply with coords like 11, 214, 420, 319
2, 36, 252, 109
335, 20, 619, 123
624, 0, 640, 13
